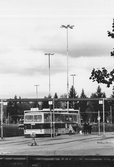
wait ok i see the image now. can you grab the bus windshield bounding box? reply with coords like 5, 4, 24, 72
34, 115, 42, 122
25, 115, 33, 122
24, 115, 42, 122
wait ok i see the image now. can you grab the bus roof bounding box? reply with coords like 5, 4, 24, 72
24, 108, 79, 114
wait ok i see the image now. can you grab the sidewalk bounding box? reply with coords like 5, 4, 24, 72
0, 132, 114, 155
34, 132, 114, 146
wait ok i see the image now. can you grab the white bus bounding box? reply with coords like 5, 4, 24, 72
24, 108, 80, 137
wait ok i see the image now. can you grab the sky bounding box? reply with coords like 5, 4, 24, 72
0, 0, 114, 99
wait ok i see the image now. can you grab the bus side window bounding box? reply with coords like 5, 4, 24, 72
34, 115, 42, 122
44, 114, 50, 122
61, 115, 65, 122
55, 114, 62, 122
73, 115, 77, 122
65, 115, 69, 122
69, 116, 72, 121
55, 114, 58, 122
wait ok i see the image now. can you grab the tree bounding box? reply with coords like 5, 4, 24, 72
86, 86, 106, 122
7, 96, 32, 123
69, 86, 78, 109
107, 18, 114, 56
42, 94, 52, 109
96, 85, 106, 98
53, 93, 61, 108
79, 89, 88, 122
7, 95, 19, 123
42, 96, 50, 109
60, 94, 67, 109
80, 89, 87, 99
90, 19, 114, 88
109, 88, 114, 123
32, 101, 39, 108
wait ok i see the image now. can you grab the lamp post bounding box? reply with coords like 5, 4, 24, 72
98, 100, 102, 136
61, 24, 74, 111
45, 53, 54, 138
103, 98, 105, 137
70, 74, 76, 108
99, 98, 105, 136
34, 85, 39, 98
1, 99, 3, 139
71, 74, 76, 90
45, 53, 54, 97
34, 85, 39, 108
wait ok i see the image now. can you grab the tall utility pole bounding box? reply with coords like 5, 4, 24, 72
45, 53, 54, 138
34, 85, 39, 108
61, 24, 74, 111
71, 74, 76, 90
45, 53, 54, 96
1, 99, 3, 139
71, 74, 76, 108
103, 98, 105, 137
34, 85, 39, 98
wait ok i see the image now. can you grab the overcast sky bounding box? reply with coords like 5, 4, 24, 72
0, 0, 114, 99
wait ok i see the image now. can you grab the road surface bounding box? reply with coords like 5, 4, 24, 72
0, 132, 114, 155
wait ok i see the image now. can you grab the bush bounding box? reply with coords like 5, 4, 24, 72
0, 124, 24, 137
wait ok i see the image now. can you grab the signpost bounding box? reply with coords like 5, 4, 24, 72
98, 99, 105, 137
1, 100, 3, 139
48, 101, 53, 137
0, 100, 7, 139
102, 98, 105, 137
97, 111, 100, 135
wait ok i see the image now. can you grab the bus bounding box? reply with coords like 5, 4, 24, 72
24, 108, 81, 137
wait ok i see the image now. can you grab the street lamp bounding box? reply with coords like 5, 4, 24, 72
1, 99, 3, 139
102, 98, 105, 137
34, 85, 39, 108
99, 99, 105, 137
70, 74, 76, 108
70, 74, 76, 89
61, 24, 74, 111
34, 85, 39, 98
0, 100, 7, 139
45, 53, 54, 138
45, 53, 54, 97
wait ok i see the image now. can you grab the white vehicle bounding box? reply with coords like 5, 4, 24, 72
24, 108, 80, 137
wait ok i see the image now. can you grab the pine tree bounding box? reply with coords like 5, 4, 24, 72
69, 86, 78, 109
53, 93, 61, 108
79, 89, 88, 122
60, 94, 67, 109
80, 89, 87, 98
42, 96, 50, 109
86, 86, 106, 122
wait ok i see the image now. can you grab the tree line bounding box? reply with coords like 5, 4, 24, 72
2, 85, 114, 124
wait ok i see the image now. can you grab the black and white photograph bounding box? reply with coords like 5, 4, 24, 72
0, 0, 114, 166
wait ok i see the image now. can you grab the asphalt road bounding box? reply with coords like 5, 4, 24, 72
0, 132, 114, 155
